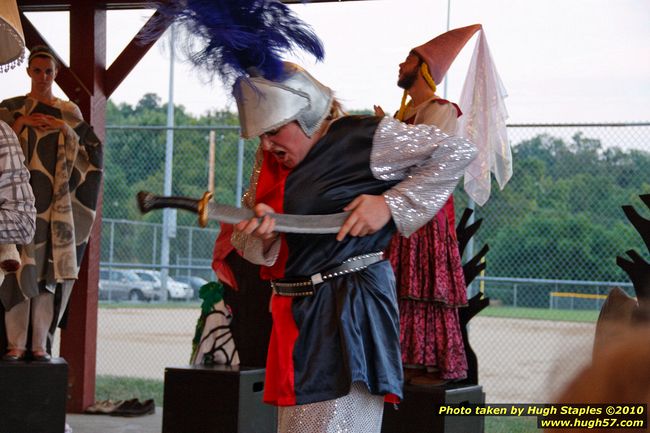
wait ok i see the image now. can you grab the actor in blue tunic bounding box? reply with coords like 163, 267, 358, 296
233, 63, 476, 433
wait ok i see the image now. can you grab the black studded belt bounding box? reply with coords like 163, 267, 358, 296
270, 252, 384, 297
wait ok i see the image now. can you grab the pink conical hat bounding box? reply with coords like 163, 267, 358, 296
412, 24, 481, 84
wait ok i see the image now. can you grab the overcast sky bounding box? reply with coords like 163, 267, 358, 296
1, 0, 649, 124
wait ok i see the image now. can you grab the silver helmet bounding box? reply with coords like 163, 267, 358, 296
234, 62, 333, 139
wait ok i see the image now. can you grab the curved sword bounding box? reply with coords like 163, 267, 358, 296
136, 191, 349, 234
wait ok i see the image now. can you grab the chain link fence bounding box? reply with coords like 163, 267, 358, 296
95, 122, 650, 404
463, 122, 648, 402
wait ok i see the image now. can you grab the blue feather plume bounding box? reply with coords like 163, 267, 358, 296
147, 0, 325, 83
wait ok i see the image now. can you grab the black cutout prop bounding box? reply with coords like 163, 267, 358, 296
455, 208, 490, 385
615, 193, 650, 322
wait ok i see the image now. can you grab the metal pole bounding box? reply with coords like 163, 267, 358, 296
443, 0, 478, 297
160, 24, 177, 300
235, 135, 244, 207
108, 220, 115, 270
152, 225, 157, 265
443, 0, 451, 99
108, 221, 115, 302
188, 228, 193, 277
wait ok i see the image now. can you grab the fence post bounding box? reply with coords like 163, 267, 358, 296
513, 284, 518, 308
152, 225, 158, 264
108, 220, 115, 302
108, 220, 115, 268
188, 227, 193, 276
236, 135, 244, 207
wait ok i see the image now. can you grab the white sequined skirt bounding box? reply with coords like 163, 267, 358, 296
277, 382, 384, 433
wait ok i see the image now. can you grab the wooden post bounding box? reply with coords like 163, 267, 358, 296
19, 0, 170, 414
208, 130, 216, 193
58, 2, 106, 413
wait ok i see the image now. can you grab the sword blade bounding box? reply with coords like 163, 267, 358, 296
208, 202, 349, 234
137, 191, 348, 234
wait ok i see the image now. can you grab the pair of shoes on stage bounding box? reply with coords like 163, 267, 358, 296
85, 398, 155, 416
1, 349, 51, 362
110, 398, 156, 417
84, 400, 125, 414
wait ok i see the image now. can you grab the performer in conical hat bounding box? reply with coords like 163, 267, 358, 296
383, 24, 508, 386
388, 23, 511, 205
393, 24, 481, 124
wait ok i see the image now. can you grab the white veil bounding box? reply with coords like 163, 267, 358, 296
457, 30, 512, 206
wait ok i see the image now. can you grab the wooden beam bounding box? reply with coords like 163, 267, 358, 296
68, 4, 106, 120
105, 11, 169, 97
18, 1, 153, 12
282, 0, 373, 2
58, 3, 106, 414
18, 1, 71, 12
20, 3, 105, 415
18, 0, 370, 12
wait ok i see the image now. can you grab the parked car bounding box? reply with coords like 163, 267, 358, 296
132, 270, 193, 301
174, 275, 209, 299
99, 269, 160, 302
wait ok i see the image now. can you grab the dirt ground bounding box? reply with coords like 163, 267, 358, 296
469, 316, 595, 403
64, 308, 595, 404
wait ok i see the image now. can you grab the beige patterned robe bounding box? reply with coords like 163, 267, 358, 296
0, 95, 103, 311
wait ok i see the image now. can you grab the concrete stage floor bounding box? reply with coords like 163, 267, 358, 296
66, 407, 162, 433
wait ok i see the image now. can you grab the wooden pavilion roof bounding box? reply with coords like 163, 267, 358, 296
18, 0, 368, 12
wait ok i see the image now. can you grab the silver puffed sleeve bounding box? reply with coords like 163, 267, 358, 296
371, 116, 477, 237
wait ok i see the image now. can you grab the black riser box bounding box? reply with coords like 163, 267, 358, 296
382, 384, 485, 433
0, 358, 68, 433
163, 364, 277, 433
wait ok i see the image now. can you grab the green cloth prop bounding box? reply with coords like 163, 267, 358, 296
190, 281, 225, 363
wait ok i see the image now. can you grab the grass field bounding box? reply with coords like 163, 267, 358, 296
99, 301, 599, 323
479, 305, 599, 323
96, 375, 164, 407
486, 416, 538, 433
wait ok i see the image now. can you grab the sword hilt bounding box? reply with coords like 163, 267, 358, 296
136, 191, 213, 227
197, 191, 213, 228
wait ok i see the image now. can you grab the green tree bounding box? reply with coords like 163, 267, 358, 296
468, 131, 649, 283
102, 100, 649, 284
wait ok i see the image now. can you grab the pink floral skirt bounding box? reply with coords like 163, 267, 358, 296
386, 199, 468, 379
